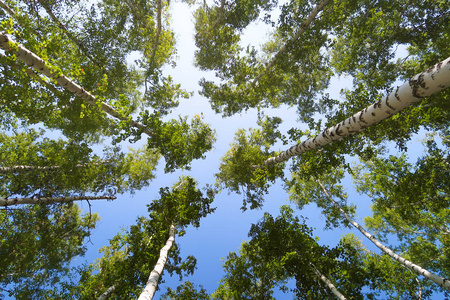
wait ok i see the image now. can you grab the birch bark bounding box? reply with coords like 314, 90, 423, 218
263, 57, 450, 166
0, 162, 108, 174
137, 224, 175, 300
0, 33, 153, 137
318, 180, 450, 290
0, 195, 116, 206
310, 262, 347, 300
97, 284, 116, 300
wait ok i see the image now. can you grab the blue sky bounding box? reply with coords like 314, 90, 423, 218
75, 2, 362, 297
62, 1, 441, 298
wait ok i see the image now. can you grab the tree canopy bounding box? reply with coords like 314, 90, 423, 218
1, 0, 449, 298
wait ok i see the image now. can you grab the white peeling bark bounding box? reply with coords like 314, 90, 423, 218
97, 284, 116, 300
0, 33, 153, 137
318, 180, 450, 290
263, 57, 450, 166
251, 0, 330, 85
138, 224, 175, 300
310, 262, 347, 300
0, 195, 116, 206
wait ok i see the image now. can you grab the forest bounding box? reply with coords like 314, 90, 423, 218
0, 0, 449, 299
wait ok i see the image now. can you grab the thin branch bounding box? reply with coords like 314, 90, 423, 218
36, 0, 102, 67
250, 0, 330, 87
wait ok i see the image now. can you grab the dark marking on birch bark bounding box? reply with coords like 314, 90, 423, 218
409, 74, 427, 98
358, 112, 368, 124
385, 95, 396, 110
335, 124, 343, 136
374, 100, 382, 108
371, 112, 376, 116
394, 87, 400, 101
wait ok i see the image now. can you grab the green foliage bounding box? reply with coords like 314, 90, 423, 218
161, 281, 210, 300
75, 176, 216, 299
215, 116, 285, 210
214, 206, 371, 299
340, 233, 437, 299
148, 176, 217, 231
352, 135, 450, 284
287, 166, 356, 230
142, 112, 216, 172
0, 129, 160, 198
0, 203, 99, 299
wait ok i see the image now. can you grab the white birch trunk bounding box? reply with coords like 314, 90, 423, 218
310, 262, 347, 300
97, 284, 116, 300
251, 0, 330, 85
0, 33, 153, 137
0, 195, 116, 206
138, 224, 175, 300
263, 57, 450, 166
318, 180, 450, 290
0, 162, 108, 174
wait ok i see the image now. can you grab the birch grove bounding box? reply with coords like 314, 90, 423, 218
1, 0, 449, 298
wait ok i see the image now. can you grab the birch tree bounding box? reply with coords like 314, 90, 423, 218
262, 57, 450, 166
318, 179, 450, 290
340, 233, 437, 299
213, 206, 371, 299
76, 177, 216, 299
0, 0, 216, 172
0, 195, 116, 206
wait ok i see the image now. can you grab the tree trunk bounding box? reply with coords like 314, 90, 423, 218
97, 284, 116, 300
0, 33, 154, 137
310, 262, 347, 300
251, 0, 330, 86
0, 162, 109, 174
318, 180, 450, 290
263, 57, 450, 166
0, 195, 116, 206
138, 224, 175, 300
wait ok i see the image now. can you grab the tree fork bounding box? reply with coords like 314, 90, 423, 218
251, 0, 330, 87
262, 57, 450, 166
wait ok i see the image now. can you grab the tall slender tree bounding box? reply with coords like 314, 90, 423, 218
317, 179, 450, 290
213, 206, 372, 299
75, 176, 216, 299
